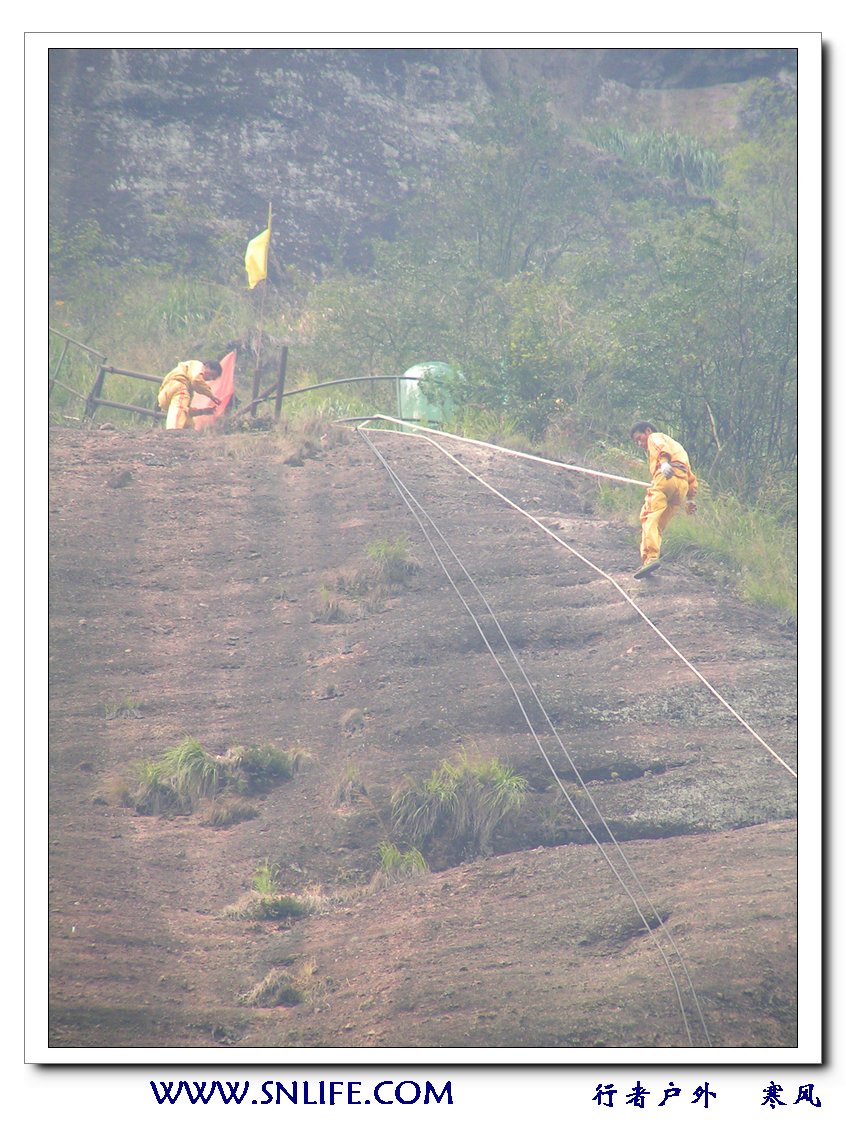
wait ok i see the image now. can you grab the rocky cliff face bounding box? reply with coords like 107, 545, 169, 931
48, 46, 795, 272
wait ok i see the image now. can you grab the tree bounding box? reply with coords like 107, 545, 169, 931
576, 203, 796, 498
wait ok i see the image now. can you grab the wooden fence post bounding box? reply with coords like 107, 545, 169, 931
274, 346, 289, 421
84, 364, 108, 419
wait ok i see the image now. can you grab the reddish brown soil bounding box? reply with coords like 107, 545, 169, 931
46, 422, 799, 1052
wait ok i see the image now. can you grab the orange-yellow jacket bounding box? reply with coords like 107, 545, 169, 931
157, 361, 216, 410
645, 432, 698, 498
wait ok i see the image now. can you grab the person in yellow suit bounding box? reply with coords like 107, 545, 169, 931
630, 421, 698, 579
157, 360, 222, 430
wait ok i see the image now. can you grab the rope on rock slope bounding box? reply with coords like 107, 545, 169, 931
356, 418, 796, 781
355, 424, 713, 1048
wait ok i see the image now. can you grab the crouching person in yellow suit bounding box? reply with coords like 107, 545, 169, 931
630, 421, 698, 579
158, 360, 222, 430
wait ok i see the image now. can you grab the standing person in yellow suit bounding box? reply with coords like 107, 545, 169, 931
157, 360, 222, 430
630, 421, 698, 579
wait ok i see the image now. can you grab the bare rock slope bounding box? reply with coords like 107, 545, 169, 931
47, 424, 798, 1050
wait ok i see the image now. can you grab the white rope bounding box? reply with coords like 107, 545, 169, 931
348, 413, 651, 486
360, 421, 797, 781
356, 426, 712, 1048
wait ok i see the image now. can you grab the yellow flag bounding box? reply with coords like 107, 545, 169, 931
245, 227, 270, 289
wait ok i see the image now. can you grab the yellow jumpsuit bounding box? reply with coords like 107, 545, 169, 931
157, 361, 217, 430
639, 432, 698, 566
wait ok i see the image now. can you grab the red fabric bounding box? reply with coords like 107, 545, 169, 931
193, 351, 236, 430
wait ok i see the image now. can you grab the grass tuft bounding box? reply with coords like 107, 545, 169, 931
201, 796, 259, 828
340, 708, 365, 734
372, 841, 429, 888
313, 585, 349, 623
100, 738, 307, 817
158, 737, 223, 803
224, 890, 312, 922
131, 760, 184, 816
365, 534, 418, 585
225, 743, 307, 794
391, 753, 528, 861
241, 967, 305, 1008
333, 763, 368, 808
224, 863, 326, 923
103, 696, 143, 719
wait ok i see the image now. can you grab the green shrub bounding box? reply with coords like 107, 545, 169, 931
391, 754, 528, 860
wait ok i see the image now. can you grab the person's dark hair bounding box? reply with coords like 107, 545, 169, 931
630, 421, 655, 437
203, 360, 223, 378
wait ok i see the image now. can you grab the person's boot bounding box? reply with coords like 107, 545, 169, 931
633, 560, 661, 579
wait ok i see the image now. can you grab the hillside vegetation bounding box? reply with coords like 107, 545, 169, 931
46, 50, 803, 1051
49, 51, 797, 619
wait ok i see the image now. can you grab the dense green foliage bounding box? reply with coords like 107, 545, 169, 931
49, 75, 797, 614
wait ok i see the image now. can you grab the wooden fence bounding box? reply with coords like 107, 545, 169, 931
79, 352, 290, 424
50, 334, 427, 426
49, 329, 107, 420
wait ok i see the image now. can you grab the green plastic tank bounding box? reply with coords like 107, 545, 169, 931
397, 361, 463, 428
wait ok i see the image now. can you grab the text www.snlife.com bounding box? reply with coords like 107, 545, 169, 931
150, 1079, 454, 1107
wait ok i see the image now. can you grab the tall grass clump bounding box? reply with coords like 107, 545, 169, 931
225, 742, 307, 794
241, 967, 305, 1008
391, 753, 528, 863
251, 860, 281, 895
313, 584, 348, 623
224, 862, 325, 923
373, 841, 429, 887
279, 393, 371, 432
131, 759, 184, 816
333, 763, 368, 808
662, 492, 797, 619
159, 737, 223, 803
201, 796, 259, 828
584, 124, 724, 191
365, 534, 417, 585
101, 738, 306, 818
455, 407, 535, 451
